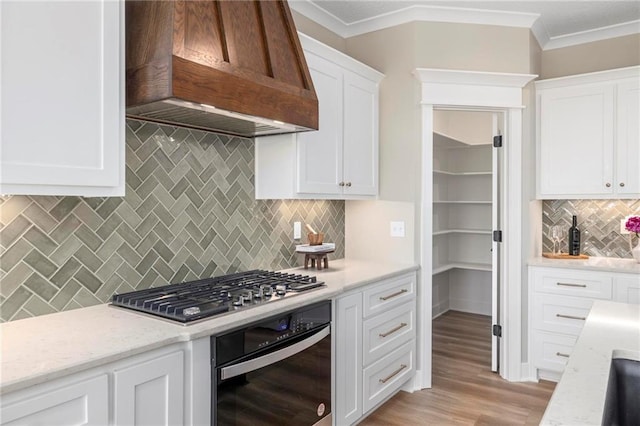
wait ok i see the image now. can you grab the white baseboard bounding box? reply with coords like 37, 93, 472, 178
519, 362, 538, 382
449, 298, 491, 316
432, 301, 449, 319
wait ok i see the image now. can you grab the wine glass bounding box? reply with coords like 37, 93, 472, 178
550, 225, 564, 255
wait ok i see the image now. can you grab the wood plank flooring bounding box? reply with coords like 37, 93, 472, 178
360, 311, 555, 425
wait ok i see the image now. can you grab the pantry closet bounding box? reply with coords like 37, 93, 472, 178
431, 110, 501, 370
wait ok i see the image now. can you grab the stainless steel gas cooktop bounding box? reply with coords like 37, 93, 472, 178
110, 270, 324, 324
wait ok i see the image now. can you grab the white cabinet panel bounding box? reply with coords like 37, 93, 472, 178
334, 271, 417, 425
362, 341, 414, 414
334, 292, 363, 426
114, 350, 184, 426
614, 274, 640, 304
536, 66, 640, 199
538, 83, 614, 196
297, 53, 343, 195
1, 374, 108, 426
0, 0, 124, 196
255, 34, 383, 200
615, 78, 640, 196
363, 302, 415, 366
533, 294, 592, 337
533, 267, 612, 299
363, 273, 416, 318
343, 70, 378, 196
532, 331, 576, 373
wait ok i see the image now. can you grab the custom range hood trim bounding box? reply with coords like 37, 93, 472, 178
126, 0, 318, 138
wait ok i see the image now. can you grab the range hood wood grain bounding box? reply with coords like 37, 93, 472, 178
126, 0, 318, 136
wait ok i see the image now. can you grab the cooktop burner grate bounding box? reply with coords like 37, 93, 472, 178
110, 270, 324, 324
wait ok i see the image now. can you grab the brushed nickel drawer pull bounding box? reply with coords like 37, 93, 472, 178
379, 322, 408, 338
556, 352, 570, 358
379, 364, 407, 384
379, 289, 408, 301
556, 282, 587, 288
556, 313, 586, 321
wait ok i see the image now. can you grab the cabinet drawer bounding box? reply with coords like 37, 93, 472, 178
363, 302, 415, 366
614, 275, 640, 304
363, 273, 415, 318
363, 340, 414, 414
532, 331, 577, 373
533, 268, 612, 299
533, 294, 592, 336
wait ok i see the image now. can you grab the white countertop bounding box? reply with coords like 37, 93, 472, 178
541, 300, 640, 425
529, 256, 640, 274
0, 259, 417, 395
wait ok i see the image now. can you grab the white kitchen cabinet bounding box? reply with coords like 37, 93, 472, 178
0, 374, 108, 426
334, 292, 363, 425
536, 66, 640, 199
0, 0, 125, 196
255, 33, 383, 200
333, 271, 416, 425
114, 350, 185, 426
529, 265, 639, 380
0, 344, 194, 426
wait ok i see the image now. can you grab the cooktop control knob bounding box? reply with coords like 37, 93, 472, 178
260, 284, 273, 298
275, 284, 287, 296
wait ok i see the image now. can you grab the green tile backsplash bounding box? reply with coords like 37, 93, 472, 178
0, 120, 345, 321
542, 199, 640, 258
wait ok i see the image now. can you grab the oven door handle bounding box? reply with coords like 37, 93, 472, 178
220, 325, 330, 380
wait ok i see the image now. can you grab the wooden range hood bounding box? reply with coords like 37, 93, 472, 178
126, 0, 318, 137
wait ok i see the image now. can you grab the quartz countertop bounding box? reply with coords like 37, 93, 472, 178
529, 256, 640, 274
541, 300, 640, 425
0, 259, 417, 395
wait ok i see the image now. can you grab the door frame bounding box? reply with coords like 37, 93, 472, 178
414, 69, 537, 386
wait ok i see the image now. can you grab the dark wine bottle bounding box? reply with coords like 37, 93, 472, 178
568, 215, 581, 256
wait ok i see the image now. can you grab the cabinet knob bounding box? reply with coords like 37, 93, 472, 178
605, 183, 611, 188
345, 182, 352, 187
620, 182, 625, 187
338, 182, 345, 187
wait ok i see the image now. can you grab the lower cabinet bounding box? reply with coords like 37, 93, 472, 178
1, 374, 108, 426
529, 266, 640, 380
0, 344, 193, 426
334, 271, 416, 425
114, 350, 184, 425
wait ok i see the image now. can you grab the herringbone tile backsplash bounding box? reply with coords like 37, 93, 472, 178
542, 199, 640, 258
0, 120, 345, 322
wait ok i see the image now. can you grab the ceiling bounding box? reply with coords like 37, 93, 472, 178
289, 0, 640, 50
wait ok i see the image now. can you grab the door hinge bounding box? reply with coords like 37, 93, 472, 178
493, 230, 502, 242
493, 135, 503, 148
492, 324, 502, 337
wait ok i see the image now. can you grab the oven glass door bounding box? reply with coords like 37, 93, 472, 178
215, 325, 331, 426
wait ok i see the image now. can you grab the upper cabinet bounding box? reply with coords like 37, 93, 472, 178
536, 66, 640, 199
255, 34, 383, 200
0, 0, 124, 196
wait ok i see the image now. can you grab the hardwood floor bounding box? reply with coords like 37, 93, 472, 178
360, 311, 555, 425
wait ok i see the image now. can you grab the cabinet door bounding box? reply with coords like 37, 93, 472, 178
335, 293, 363, 425
614, 275, 640, 304
0, 1, 124, 196
615, 78, 640, 196
343, 71, 379, 196
114, 350, 184, 426
538, 83, 614, 197
297, 52, 343, 195
1, 375, 108, 426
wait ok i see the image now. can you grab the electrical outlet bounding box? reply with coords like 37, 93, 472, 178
621, 218, 630, 234
390, 221, 405, 237
294, 221, 302, 239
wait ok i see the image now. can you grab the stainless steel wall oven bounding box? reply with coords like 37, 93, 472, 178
211, 301, 332, 426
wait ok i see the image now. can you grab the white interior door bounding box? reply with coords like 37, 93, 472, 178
491, 112, 504, 373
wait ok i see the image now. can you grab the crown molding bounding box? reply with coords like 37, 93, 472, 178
290, 0, 640, 51
543, 19, 640, 51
